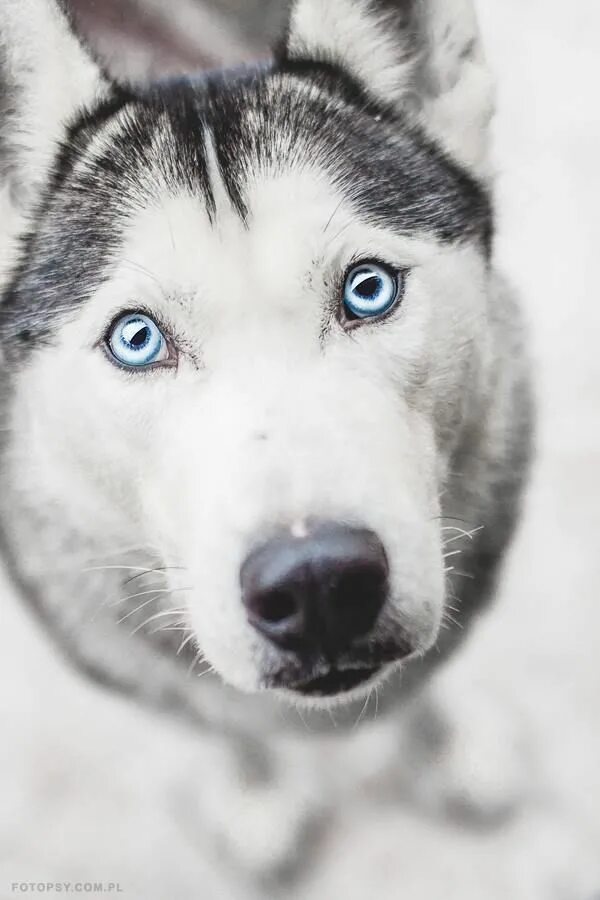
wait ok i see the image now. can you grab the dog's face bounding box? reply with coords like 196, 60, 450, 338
0, 0, 493, 705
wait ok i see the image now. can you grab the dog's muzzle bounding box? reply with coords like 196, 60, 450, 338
240, 522, 414, 697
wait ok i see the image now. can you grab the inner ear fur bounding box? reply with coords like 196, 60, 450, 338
281, 0, 494, 177
0, 0, 109, 207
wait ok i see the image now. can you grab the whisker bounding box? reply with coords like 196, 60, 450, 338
112, 586, 192, 608
117, 595, 164, 624
451, 570, 475, 580
322, 197, 345, 235
443, 611, 463, 630
295, 705, 313, 733
323, 220, 353, 253
443, 549, 463, 560
130, 609, 187, 637
442, 526, 484, 545
431, 515, 474, 527
150, 625, 190, 635
121, 258, 169, 300
177, 632, 197, 656
124, 566, 186, 586
83, 565, 152, 575
197, 665, 216, 680
353, 689, 372, 730
187, 648, 205, 676
441, 526, 472, 536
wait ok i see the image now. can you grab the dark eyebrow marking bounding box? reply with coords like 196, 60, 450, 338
50, 84, 139, 196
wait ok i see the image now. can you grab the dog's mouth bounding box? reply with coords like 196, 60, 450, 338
262, 637, 412, 699
285, 665, 382, 697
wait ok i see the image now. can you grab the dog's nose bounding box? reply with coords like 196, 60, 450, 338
240, 523, 389, 655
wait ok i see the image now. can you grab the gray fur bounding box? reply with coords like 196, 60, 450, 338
0, 0, 532, 740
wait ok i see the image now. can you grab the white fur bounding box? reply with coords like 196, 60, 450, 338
0, 0, 497, 704
419, 0, 494, 175
0, 0, 106, 203
8, 156, 488, 695
288, 0, 415, 105
287, 0, 494, 176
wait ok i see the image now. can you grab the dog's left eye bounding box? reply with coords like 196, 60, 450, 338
106, 313, 170, 369
343, 263, 402, 321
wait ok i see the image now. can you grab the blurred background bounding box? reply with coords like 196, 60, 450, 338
1, 0, 600, 898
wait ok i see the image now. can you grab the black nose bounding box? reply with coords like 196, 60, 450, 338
240, 523, 389, 656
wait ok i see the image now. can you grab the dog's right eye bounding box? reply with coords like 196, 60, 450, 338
106, 313, 173, 369
342, 262, 404, 323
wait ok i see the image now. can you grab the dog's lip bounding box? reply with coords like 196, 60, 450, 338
286, 665, 382, 697
263, 638, 414, 697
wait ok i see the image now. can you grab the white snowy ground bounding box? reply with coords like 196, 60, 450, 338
1, 1, 600, 898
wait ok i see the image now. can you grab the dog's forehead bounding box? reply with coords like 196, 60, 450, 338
62, 70, 490, 243
0, 69, 491, 347
119, 170, 340, 297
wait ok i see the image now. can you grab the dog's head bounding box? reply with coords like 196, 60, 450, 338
0, 0, 494, 706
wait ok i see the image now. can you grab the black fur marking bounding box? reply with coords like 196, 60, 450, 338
50, 84, 138, 195
0, 63, 492, 353
274, 57, 387, 120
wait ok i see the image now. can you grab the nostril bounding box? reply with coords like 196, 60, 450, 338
252, 589, 299, 625
328, 564, 388, 640
335, 564, 387, 598
244, 584, 306, 651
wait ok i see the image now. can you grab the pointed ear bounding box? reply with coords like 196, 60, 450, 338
0, 0, 109, 207
281, 0, 494, 177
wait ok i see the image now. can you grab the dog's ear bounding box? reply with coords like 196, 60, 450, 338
281, 0, 493, 176
0, 0, 109, 209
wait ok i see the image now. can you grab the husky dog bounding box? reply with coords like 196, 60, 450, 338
0, 0, 531, 733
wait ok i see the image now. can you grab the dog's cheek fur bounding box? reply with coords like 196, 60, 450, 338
5, 350, 157, 548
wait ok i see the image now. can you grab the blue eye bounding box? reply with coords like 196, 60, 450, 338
107, 313, 169, 369
343, 263, 401, 321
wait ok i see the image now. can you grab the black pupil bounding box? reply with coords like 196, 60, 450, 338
130, 325, 149, 348
356, 276, 381, 299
